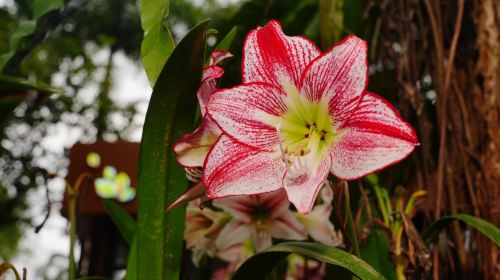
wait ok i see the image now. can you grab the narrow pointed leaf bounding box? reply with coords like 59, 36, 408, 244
0, 75, 60, 125
422, 213, 500, 246
215, 26, 239, 51
101, 199, 136, 245
136, 20, 210, 280
232, 242, 386, 280
140, 0, 175, 86
360, 227, 397, 280
33, 0, 64, 19
125, 237, 138, 280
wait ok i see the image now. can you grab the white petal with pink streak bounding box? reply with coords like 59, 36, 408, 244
173, 115, 221, 168
243, 20, 320, 89
330, 92, 418, 179
268, 211, 307, 240
204, 135, 286, 199
300, 35, 368, 127
207, 82, 288, 150
283, 155, 332, 215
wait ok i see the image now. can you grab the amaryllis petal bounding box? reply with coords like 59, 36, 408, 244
251, 230, 272, 252
330, 92, 418, 180
339, 92, 418, 141
198, 50, 232, 115
210, 50, 233, 66
257, 190, 290, 218
268, 211, 307, 240
243, 20, 320, 89
202, 65, 225, 81
213, 196, 254, 223
198, 66, 224, 116
320, 182, 334, 204
204, 135, 286, 198
296, 204, 343, 246
207, 82, 287, 150
185, 200, 230, 266
300, 35, 368, 126
215, 220, 252, 262
173, 115, 221, 168
283, 155, 332, 215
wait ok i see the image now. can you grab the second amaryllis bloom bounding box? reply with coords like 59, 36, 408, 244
203, 20, 418, 214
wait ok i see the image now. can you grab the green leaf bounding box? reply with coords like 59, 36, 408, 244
0, 74, 60, 93
232, 242, 386, 280
33, 0, 64, 19
101, 199, 136, 245
8, 20, 36, 50
136, 20, 210, 280
215, 26, 239, 51
125, 237, 138, 280
0, 20, 36, 71
0, 52, 14, 71
0, 75, 60, 125
360, 227, 397, 280
422, 213, 500, 246
140, 0, 176, 86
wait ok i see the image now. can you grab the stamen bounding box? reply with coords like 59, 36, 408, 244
185, 167, 203, 183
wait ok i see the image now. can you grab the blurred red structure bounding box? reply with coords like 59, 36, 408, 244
62, 141, 139, 278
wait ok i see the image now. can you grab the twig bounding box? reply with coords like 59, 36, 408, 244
427, 1, 465, 278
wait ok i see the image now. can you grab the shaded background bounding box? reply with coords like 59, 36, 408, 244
0, 0, 498, 279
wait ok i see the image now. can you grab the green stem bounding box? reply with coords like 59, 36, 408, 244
66, 173, 91, 280
344, 183, 360, 257
393, 225, 405, 280
0, 262, 22, 280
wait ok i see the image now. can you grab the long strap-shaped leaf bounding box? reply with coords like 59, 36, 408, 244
421, 213, 500, 246
232, 242, 386, 280
101, 199, 136, 246
136, 20, 210, 280
0, 74, 60, 126
140, 0, 175, 86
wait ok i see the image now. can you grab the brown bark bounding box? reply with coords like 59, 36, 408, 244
376, 0, 500, 278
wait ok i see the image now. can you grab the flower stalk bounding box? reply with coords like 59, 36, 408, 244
343, 184, 360, 257
66, 172, 92, 280
0, 262, 23, 280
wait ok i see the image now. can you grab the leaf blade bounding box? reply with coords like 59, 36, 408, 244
232, 242, 386, 280
140, 0, 176, 86
136, 20, 210, 280
422, 213, 500, 246
101, 199, 136, 245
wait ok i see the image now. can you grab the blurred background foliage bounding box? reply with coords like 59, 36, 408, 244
0, 0, 499, 279
0, 0, 237, 262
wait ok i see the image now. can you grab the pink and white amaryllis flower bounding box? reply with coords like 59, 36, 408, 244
173, 50, 232, 169
185, 199, 230, 266
213, 189, 307, 259
295, 183, 343, 246
203, 20, 418, 214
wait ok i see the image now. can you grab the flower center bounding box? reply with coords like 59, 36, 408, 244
251, 204, 271, 231
275, 84, 337, 173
